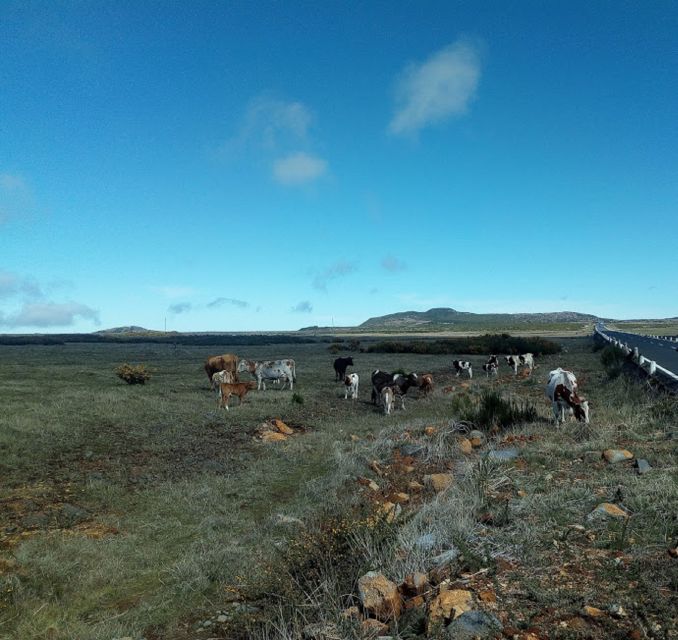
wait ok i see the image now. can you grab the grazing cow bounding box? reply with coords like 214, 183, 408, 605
545, 368, 590, 424
482, 362, 498, 377
211, 369, 234, 390
344, 373, 359, 400
505, 353, 535, 375
487, 355, 499, 368
452, 360, 473, 379
419, 373, 434, 395
334, 356, 354, 381
238, 359, 295, 391
204, 353, 239, 385
371, 370, 418, 407
217, 381, 257, 411
381, 386, 395, 415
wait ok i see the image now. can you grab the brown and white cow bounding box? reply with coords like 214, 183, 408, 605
204, 353, 239, 385
344, 373, 359, 400
545, 368, 590, 424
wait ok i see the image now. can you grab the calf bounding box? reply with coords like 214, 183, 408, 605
545, 368, 590, 424
482, 362, 498, 377
344, 373, 359, 400
452, 360, 473, 379
334, 356, 354, 381
381, 386, 395, 415
211, 369, 234, 390
419, 373, 434, 395
217, 381, 257, 411
505, 353, 535, 375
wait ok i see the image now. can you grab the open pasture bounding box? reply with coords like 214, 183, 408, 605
1, 338, 675, 639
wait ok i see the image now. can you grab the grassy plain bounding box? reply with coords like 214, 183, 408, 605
0, 338, 676, 639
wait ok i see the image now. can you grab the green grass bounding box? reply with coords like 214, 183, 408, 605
0, 338, 676, 639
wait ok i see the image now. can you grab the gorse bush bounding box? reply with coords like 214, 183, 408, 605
454, 390, 539, 431
366, 333, 561, 356
115, 363, 151, 385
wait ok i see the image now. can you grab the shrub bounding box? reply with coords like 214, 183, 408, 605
115, 363, 151, 385
600, 345, 626, 379
291, 393, 304, 405
455, 390, 538, 431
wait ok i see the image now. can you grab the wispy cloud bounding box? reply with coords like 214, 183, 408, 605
0, 301, 100, 328
0, 172, 36, 223
207, 297, 249, 309
381, 255, 407, 272
313, 260, 357, 291
389, 39, 482, 135
291, 300, 313, 313
168, 302, 192, 314
273, 152, 327, 186
0, 269, 43, 298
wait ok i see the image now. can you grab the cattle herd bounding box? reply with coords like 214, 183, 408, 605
204, 351, 590, 424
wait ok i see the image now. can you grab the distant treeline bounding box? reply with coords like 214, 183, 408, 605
0, 333, 320, 347
366, 334, 562, 356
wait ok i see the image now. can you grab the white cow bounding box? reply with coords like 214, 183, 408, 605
505, 353, 535, 375
545, 368, 590, 424
344, 373, 359, 400
238, 359, 295, 391
452, 360, 473, 379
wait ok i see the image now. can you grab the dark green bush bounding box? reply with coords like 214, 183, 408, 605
455, 390, 539, 431
115, 363, 151, 385
600, 345, 626, 379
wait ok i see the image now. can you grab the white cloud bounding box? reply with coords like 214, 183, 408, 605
273, 152, 327, 186
0, 301, 100, 328
389, 39, 481, 135
381, 255, 407, 272
0, 269, 43, 298
313, 260, 357, 291
207, 297, 249, 309
291, 300, 313, 313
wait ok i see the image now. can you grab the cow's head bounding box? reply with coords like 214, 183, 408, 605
237, 359, 252, 373
573, 399, 590, 424
504, 356, 513, 364
346, 356, 354, 365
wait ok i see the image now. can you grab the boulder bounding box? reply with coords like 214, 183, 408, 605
273, 419, 294, 435
358, 571, 402, 621
458, 438, 473, 455
428, 589, 473, 626
261, 430, 288, 442
425, 473, 454, 492
588, 503, 629, 519
444, 610, 502, 639
469, 430, 485, 447
603, 449, 634, 464
634, 459, 651, 474
486, 448, 519, 462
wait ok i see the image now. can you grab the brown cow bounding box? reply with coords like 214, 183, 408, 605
217, 381, 257, 410
204, 353, 239, 385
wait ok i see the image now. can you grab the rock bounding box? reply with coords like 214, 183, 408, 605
583, 606, 605, 618
408, 480, 424, 492
603, 449, 634, 463
588, 503, 629, 519
478, 589, 497, 604
634, 459, 651, 474
428, 589, 473, 626
425, 426, 437, 436
486, 448, 519, 462
402, 572, 429, 595
425, 473, 454, 492
275, 514, 305, 527
377, 502, 401, 523
361, 619, 389, 636
404, 594, 426, 610
458, 438, 473, 455
273, 419, 294, 435
350, 434, 360, 442
216, 614, 228, 623
444, 610, 502, 639
261, 430, 288, 442
399, 443, 425, 458
469, 430, 485, 447
369, 480, 381, 492
301, 622, 340, 640
358, 571, 402, 621
430, 547, 460, 567
391, 492, 410, 504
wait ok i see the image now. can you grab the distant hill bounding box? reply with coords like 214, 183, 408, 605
95, 326, 174, 335
360, 307, 603, 329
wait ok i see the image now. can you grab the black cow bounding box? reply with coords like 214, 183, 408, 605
334, 356, 354, 381
371, 369, 419, 407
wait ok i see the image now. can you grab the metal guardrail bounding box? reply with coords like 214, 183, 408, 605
594, 326, 678, 384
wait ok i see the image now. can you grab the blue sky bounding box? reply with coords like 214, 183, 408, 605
1, 1, 677, 332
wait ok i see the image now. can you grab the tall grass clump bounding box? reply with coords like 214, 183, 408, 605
599, 345, 627, 379
454, 390, 539, 431
115, 363, 151, 384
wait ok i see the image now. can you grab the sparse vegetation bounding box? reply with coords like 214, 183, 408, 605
115, 363, 152, 384
599, 344, 627, 378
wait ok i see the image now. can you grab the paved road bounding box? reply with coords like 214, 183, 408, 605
597, 324, 678, 378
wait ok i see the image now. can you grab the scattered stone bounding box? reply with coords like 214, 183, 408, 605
402, 465, 416, 474
469, 430, 485, 447
402, 572, 429, 595
634, 459, 651, 475
273, 419, 294, 435
399, 443, 425, 458
408, 480, 424, 492
583, 606, 605, 618
369, 480, 381, 492
588, 503, 629, 520
425, 473, 454, 492
428, 589, 473, 625
261, 430, 288, 442
444, 610, 502, 639
361, 619, 389, 636
425, 426, 437, 436
391, 492, 410, 504
603, 449, 634, 464
358, 571, 402, 621
377, 501, 401, 523
486, 448, 519, 462
458, 438, 473, 455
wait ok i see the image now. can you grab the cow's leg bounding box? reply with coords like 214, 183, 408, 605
468, 368, 473, 379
